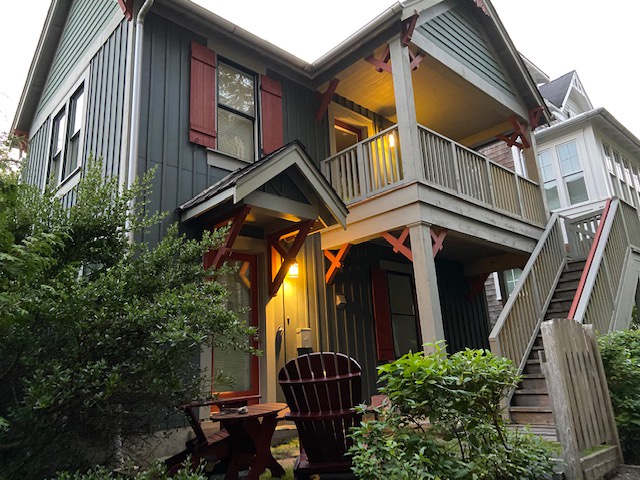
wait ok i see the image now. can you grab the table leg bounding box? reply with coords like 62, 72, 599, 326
243, 414, 286, 480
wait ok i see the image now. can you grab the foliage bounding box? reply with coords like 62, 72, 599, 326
0, 156, 256, 479
598, 328, 640, 464
350, 344, 555, 479
56, 462, 206, 480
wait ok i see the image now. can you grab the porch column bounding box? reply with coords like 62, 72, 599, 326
389, 37, 421, 182
409, 221, 445, 350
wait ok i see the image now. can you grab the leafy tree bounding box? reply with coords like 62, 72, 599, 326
0, 153, 255, 479
599, 328, 640, 464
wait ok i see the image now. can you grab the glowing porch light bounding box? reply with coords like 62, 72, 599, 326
388, 132, 396, 148
288, 262, 299, 278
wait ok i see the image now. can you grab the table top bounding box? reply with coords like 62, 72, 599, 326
210, 402, 287, 422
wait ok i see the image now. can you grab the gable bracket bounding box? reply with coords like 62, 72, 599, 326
471, 0, 490, 16
382, 227, 412, 262
401, 13, 419, 47
430, 227, 448, 258
11, 129, 29, 154
365, 45, 392, 74
209, 205, 252, 269
324, 243, 352, 284
496, 115, 531, 150
528, 106, 545, 130
117, 0, 134, 21
315, 78, 340, 122
268, 220, 315, 297
467, 272, 490, 301
409, 50, 426, 70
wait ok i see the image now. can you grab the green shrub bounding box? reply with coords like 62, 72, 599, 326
350, 344, 555, 479
598, 328, 640, 464
56, 463, 206, 480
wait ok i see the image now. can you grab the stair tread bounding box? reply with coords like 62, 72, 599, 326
514, 389, 549, 395
510, 406, 553, 413
523, 373, 546, 379
526, 358, 541, 364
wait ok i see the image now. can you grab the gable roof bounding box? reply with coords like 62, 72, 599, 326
13, 0, 550, 134
539, 71, 575, 108
179, 141, 348, 228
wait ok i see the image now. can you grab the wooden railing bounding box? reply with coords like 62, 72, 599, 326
570, 198, 640, 332
418, 125, 546, 226
564, 210, 603, 260
320, 126, 402, 204
489, 213, 566, 373
320, 123, 547, 227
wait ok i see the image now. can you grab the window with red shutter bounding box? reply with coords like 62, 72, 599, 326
260, 75, 283, 155
190, 41, 217, 149
371, 267, 395, 362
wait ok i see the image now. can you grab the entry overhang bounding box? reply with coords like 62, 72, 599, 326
178, 141, 348, 229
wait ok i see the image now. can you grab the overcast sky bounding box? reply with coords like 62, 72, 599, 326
1, 0, 639, 137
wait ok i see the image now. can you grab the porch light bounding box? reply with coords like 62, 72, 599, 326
288, 262, 299, 278
388, 132, 396, 148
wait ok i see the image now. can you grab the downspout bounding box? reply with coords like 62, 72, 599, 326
126, 0, 155, 241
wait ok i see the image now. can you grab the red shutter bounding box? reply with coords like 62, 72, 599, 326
190, 41, 217, 149
371, 267, 395, 362
260, 75, 283, 155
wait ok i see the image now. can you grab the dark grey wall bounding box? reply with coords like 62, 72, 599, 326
23, 119, 50, 188
84, 20, 130, 179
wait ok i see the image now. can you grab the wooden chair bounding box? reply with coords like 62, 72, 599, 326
165, 395, 260, 476
278, 352, 362, 480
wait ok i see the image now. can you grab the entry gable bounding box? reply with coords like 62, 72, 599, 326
179, 141, 348, 228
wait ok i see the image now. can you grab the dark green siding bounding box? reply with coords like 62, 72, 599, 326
84, 20, 130, 179
37, 0, 120, 116
23, 119, 50, 188
436, 258, 490, 353
138, 14, 229, 246
420, 6, 514, 96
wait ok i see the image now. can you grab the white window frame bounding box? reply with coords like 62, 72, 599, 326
46, 74, 88, 197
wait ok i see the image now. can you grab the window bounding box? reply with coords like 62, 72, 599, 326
504, 268, 522, 296
557, 140, 588, 205
217, 62, 256, 161
538, 149, 560, 209
48, 84, 85, 186
603, 142, 639, 206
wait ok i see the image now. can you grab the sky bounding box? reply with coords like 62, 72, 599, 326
1, 0, 639, 137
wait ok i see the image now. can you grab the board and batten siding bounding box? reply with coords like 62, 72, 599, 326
83, 20, 130, 179
138, 14, 230, 246
36, 0, 121, 117
419, 6, 514, 97
22, 119, 50, 188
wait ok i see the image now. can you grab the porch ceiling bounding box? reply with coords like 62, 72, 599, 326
321, 49, 514, 146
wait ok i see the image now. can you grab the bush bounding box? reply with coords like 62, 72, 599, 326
56, 463, 206, 480
598, 328, 640, 464
350, 344, 555, 479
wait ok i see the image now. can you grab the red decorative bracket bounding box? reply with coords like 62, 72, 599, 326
528, 106, 545, 130
467, 272, 490, 301
10, 129, 29, 154
409, 49, 426, 70
401, 13, 419, 47
315, 78, 339, 122
205, 205, 251, 270
268, 220, 315, 297
430, 228, 448, 258
324, 244, 352, 284
365, 45, 392, 74
382, 227, 413, 262
471, 0, 490, 16
117, 0, 134, 20
496, 115, 531, 150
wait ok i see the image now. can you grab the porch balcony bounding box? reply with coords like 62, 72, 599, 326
320, 122, 547, 253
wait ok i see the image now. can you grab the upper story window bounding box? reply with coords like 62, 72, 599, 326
538, 149, 560, 209
217, 62, 256, 162
603, 142, 640, 206
48, 84, 85, 187
557, 140, 588, 205
537, 139, 589, 210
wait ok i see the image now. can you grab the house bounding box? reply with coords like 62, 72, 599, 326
20, 0, 623, 442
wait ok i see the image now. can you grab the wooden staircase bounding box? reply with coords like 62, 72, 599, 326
508, 259, 586, 438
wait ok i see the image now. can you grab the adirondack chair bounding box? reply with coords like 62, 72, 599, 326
165, 395, 260, 476
278, 352, 362, 480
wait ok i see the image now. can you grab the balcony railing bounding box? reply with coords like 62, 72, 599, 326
320, 124, 547, 226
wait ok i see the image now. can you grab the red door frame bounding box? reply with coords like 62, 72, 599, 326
211, 252, 260, 400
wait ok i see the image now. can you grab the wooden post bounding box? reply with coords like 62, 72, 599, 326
388, 37, 420, 182
409, 222, 445, 349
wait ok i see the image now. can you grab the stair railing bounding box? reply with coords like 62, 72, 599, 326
569, 197, 640, 332
489, 213, 567, 375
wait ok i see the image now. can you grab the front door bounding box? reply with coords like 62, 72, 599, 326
212, 252, 259, 399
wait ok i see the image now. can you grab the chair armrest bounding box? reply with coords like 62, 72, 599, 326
285, 408, 359, 422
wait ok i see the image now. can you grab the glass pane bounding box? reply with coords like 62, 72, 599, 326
544, 180, 560, 209
218, 63, 255, 115
70, 88, 84, 135
213, 260, 253, 392
63, 136, 79, 179
505, 268, 522, 295
387, 273, 414, 316
557, 141, 581, 175
603, 143, 614, 174
391, 314, 420, 357
537, 150, 555, 182
52, 111, 66, 157
218, 108, 254, 161
566, 172, 589, 205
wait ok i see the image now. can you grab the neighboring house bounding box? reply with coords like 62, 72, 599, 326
25, 0, 634, 441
